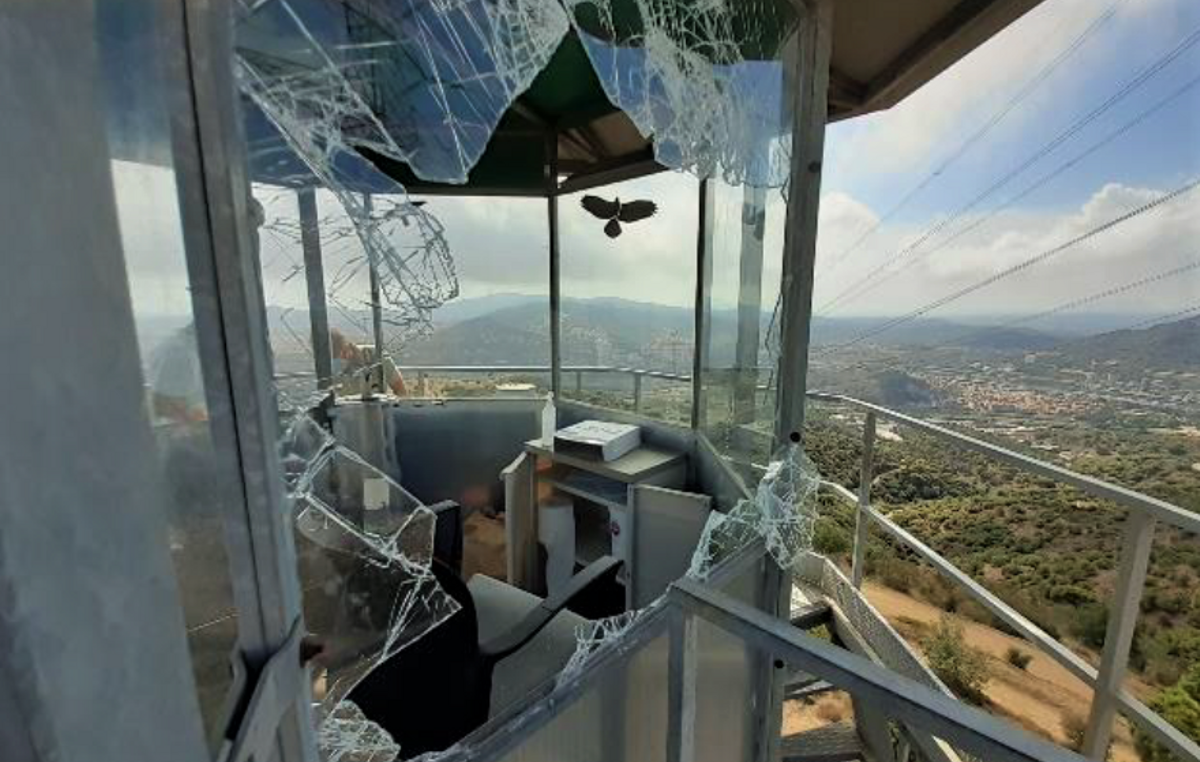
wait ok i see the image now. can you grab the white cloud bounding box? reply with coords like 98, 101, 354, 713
112, 160, 192, 317
823, 0, 1183, 187
815, 180, 1200, 318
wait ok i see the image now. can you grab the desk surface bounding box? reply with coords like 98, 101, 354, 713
524, 438, 684, 483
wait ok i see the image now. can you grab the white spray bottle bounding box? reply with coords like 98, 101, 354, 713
541, 392, 556, 447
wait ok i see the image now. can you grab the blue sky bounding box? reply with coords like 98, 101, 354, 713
823, 0, 1200, 221
807, 0, 1200, 318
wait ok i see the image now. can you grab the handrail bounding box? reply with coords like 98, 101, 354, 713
273, 363, 774, 411
670, 579, 1087, 762
821, 480, 1099, 687
808, 391, 1200, 535
808, 392, 1200, 761
447, 567, 1093, 762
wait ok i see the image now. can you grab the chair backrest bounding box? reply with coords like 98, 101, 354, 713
348, 560, 493, 759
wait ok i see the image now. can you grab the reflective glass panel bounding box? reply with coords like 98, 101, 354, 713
700, 180, 786, 470
99, 6, 243, 750
560, 173, 699, 424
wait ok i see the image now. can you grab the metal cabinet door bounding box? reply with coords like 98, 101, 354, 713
503, 451, 540, 590
630, 485, 712, 608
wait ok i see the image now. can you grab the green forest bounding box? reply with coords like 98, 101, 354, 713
801, 402, 1200, 754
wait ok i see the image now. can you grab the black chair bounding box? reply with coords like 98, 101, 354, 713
349, 555, 623, 758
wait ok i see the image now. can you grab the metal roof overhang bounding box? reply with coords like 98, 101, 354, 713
247, 0, 1046, 197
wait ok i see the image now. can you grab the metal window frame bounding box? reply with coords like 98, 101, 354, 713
0, 2, 213, 759
168, 1, 316, 759
0, 0, 313, 759
416, 550, 1088, 762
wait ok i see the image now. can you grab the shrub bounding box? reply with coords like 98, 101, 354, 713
874, 557, 917, 593
1069, 603, 1109, 649
1136, 663, 1200, 762
1048, 584, 1094, 606
813, 519, 850, 556
1061, 711, 1088, 752
924, 615, 990, 705
1005, 646, 1033, 670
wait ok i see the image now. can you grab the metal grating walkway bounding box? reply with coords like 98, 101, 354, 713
779, 721, 864, 762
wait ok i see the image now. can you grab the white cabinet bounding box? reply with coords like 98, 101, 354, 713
504, 439, 710, 610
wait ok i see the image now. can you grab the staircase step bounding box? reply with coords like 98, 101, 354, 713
779, 721, 863, 762
784, 677, 836, 700
790, 601, 832, 630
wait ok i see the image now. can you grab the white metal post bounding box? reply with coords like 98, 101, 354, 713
761, 4, 834, 762
363, 193, 386, 394
734, 184, 767, 453
547, 131, 562, 399
633, 371, 644, 412
667, 609, 698, 762
298, 187, 333, 389
852, 412, 877, 588
1082, 511, 1156, 759
691, 178, 715, 431
773, 0, 833, 446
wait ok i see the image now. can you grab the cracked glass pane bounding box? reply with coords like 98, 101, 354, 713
278, 406, 461, 711
687, 442, 822, 581
558, 610, 645, 682
330, 0, 570, 185
234, 2, 821, 757
238, 0, 459, 348
564, 0, 799, 188
556, 443, 820, 684
319, 700, 400, 762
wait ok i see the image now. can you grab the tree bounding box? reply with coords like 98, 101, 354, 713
1136, 663, 1200, 762
924, 615, 990, 705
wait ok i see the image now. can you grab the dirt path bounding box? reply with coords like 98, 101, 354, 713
863, 582, 1142, 761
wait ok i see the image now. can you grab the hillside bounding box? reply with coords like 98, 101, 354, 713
265, 295, 1192, 375
398, 297, 695, 368
1056, 315, 1200, 370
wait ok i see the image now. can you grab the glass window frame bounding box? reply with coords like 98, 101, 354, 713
162, 0, 319, 759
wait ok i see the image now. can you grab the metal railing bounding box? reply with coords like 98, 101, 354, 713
394, 364, 694, 412
276, 362, 1197, 759
443, 569, 1085, 762
808, 391, 1200, 762
276, 363, 772, 414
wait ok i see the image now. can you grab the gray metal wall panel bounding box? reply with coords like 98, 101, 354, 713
0, 2, 210, 759
391, 400, 540, 509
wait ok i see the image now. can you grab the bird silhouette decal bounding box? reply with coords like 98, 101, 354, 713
579, 195, 657, 238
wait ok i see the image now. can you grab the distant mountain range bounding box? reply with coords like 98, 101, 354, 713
264, 295, 1196, 371
1055, 315, 1199, 369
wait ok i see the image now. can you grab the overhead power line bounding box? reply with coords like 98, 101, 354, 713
828, 70, 1200, 308
1115, 302, 1200, 332
817, 0, 1127, 280
819, 24, 1200, 316
943, 258, 1200, 346
814, 177, 1200, 356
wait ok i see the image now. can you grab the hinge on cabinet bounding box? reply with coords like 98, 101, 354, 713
216, 618, 304, 762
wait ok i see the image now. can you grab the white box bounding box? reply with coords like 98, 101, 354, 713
553, 420, 641, 462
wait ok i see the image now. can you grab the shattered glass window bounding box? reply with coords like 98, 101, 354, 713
687, 442, 821, 581
700, 180, 787, 472
232, 0, 818, 757
99, 5, 246, 751
239, 0, 459, 352
559, 173, 698, 422
564, 0, 798, 188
